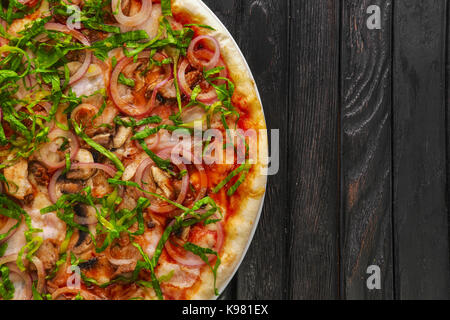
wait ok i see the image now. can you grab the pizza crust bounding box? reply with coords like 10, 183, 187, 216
172, 0, 268, 300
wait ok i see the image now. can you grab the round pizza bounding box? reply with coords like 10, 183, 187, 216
0, 0, 267, 300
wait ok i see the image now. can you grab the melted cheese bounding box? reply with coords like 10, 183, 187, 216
27, 193, 66, 242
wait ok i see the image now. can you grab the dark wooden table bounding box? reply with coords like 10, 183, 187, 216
202, 0, 450, 300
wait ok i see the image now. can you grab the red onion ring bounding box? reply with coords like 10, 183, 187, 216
197, 49, 228, 84
94, 56, 111, 88
187, 35, 221, 71
133, 150, 189, 214
111, 0, 152, 27
165, 221, 224, 267
135, 124, 160, 151
150, 149, 189, 214
31, 256, 45, 294
105, 245, 137, 266
177, 58, 217, 104
48, 163, 117, 203
44, 23, 92, 85
191, 160, 208, 204
0, 254, 18, 266
0, 218, 19, 244
7, 263, 32, 300
39, 128, 80, 170
70, 103, 98, 127
110, 51, 172, 117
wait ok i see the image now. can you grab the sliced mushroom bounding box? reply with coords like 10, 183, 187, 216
91, 133, 112, 148
58, 179, 85, 194
66, 149, 96, 180
151, 166, 174, 199
113, 119, 132, 149
72, 205, 95, 254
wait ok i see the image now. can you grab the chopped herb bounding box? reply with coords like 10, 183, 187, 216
0, 265, 15, 300
118, 73, 135, 87
161, 0, 172, 17
183, 242, 221, 295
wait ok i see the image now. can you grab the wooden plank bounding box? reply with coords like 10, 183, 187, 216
393, 0, 450, 299
287, 0, 340, 299
232, 0, 290, 300
340, 0, 394, 299
448, 0, 450, 271
203, 0, 290, 299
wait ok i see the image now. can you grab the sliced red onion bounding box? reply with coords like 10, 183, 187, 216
105, 245, 137, 266
39, 128, 80, 170
134, 157, 154, 187
110, 51, 171, 117
187, 35, 221, 71
48, 163, 117, 203
133, 150, 189, 214
177, 58, 217, 104
7, 263, 32, 300
111, 0, 152, 27
165, 221, 224, 267
31, 256, 45, 294
44, 23, 92, 85
0, 254, 18, 266
0, 218, 19, 244
135, 124, 160, 151
70, 103, 98, 127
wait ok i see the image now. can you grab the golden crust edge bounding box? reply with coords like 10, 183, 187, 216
172, 0, 269, 300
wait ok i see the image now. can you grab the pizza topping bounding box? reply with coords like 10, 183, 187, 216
3, 158, 33, 200
28, 161, 50, 186
44, 23, 92, 85
110, 51, 172, 117
6, 263, 32, 300
111, 0, 153, 28
187, 35, 221, 71
38, 128, 80, 171
34, 240, 58, 271
0, 0, 255, 300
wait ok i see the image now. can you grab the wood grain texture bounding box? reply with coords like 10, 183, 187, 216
232, 0, 290, 300
447, 0, 450, 274
340, 0, 394, 299
204, 0, 450, 300
203, 0, 290, 300
393, 0, 450, 299
287, 0, 340, 299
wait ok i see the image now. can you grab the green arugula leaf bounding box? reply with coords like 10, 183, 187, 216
161, 0, 172, 16
183, 242, 221, 295
118, 73, 135, 87
0, 265, 15, 300
72, 120, 124, 177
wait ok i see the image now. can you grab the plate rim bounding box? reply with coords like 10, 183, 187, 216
195, 0, 269, 300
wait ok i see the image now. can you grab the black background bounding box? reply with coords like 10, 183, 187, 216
201, 0, 450, 300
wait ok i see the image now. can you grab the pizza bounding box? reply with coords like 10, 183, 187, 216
0, 0, 267, 300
